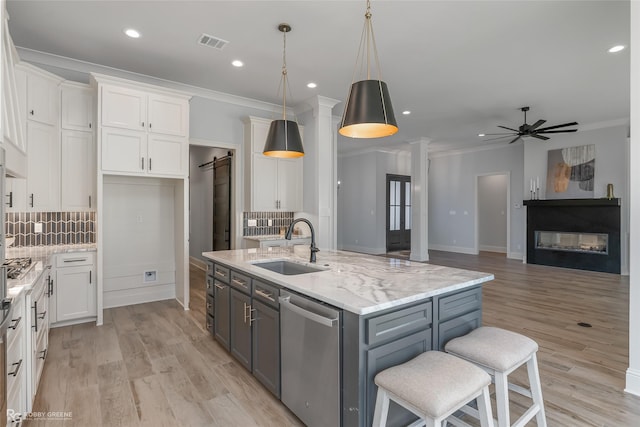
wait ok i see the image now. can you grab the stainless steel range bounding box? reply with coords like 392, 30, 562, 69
2, 258, 34, 280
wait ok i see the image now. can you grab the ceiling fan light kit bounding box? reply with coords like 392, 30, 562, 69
482, 106, 578, 144
263, 23, 304, 158
339, 0, 398, 139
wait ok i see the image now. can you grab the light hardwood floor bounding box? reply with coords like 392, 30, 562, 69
26, 251, 639, 426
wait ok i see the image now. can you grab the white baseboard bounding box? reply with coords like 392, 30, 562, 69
50, 317, 97, 329
428, 244, 478, 255
625, 368, 640, 396
339, 244, 387, 255
189, 256, 207, 271
507, 251, 524, 261
104, 284, 176, 309
479, 245, 507, 253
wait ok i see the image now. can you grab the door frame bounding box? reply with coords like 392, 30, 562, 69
474, 171, 511, 256
386, 173, 412, 252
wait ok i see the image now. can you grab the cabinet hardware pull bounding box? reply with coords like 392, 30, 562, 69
214, 283, 225, 290
206, 303, 212, 310
30, 110, 34, 116
89, 195, 92, 208
29, 194, 34, 208
215, 269, 227, 277
254, 289, 275, 302
243, 302, 253, 324
8, 359, 23, 377
149, 123, 152, 129
232, 278, 247, 288
32, 301, 38, 332
249, 307, 257, 325
48, 276, 53, 297
38, 310, 47, 320
149, 158, 152, 170
89, 123, 92, 129
90, 270, 92, 284
9, 316, 21, 330
142, 157, 145, 170
39, 349, 47, 360
141, 121, 145, 128
63, 258, 87, 263
6, 191, 12, 208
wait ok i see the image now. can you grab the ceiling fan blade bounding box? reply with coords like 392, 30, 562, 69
530, 119, 546, 130
536, 129, 578, 134
535, 122, 578, 132
482, 132, 518, 136
508, 136, 521, 144
498, 125, 519, 132
530, 134, 550, 141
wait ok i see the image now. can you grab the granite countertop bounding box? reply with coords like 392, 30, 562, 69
203, 247, 494, 315
243, 235, 311, 241
7, 261, 46, 298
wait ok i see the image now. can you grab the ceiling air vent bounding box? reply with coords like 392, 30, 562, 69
198, 33, 229, 50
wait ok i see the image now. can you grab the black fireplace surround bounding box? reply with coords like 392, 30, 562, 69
524, 198, 620, 274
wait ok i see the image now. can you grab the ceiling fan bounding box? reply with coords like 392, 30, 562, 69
483, 107, 578, 144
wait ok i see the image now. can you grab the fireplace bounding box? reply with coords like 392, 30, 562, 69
524, 199, 620, 274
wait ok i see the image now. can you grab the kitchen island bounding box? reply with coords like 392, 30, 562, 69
203, 246, 493, 427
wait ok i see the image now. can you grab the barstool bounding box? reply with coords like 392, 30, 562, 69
372, 351, 494, 427
445, 327, 547, 427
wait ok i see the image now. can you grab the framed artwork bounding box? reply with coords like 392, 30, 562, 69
546, 144, 595, 199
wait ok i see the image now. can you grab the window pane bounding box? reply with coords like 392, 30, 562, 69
405, 182, 411, 205
405, 206, 411, 230
389, 206, 395, 231
394, 182, 401, 205
390, 181, 395, 206
394, 206, 401, 230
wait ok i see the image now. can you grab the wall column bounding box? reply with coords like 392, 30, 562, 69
409, 138, 430, 262
303, 96, 340, 250
626, 1, 640, 396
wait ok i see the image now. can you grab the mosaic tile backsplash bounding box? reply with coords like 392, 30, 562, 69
243, 211, 294, 236
5, 212, 96, 247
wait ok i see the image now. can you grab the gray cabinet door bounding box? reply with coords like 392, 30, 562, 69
214, 281, 230, 350
230, 289, 252, 370
251, 300, 280, 397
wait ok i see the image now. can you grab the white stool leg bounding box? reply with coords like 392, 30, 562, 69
527, 354, 547, 427
494, 371, 511, 427
477, 386, 495, 427
372, 388, 390, 427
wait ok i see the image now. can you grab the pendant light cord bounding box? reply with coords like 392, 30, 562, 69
282, 28, 287, 120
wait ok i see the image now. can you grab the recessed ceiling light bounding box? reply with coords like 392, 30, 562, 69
307, 82, 317, 89
232, 60, 244, 67
608, 45, 625, 53
478, 133, 485, 137
402, 110, 411, 115
124, 28, 140, 39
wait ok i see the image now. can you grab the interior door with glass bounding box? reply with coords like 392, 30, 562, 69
386, 174, 411, 252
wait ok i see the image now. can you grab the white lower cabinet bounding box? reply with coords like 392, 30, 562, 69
51, 252, 97, 325
6, 291, 26, 425
25, 265, 50, 411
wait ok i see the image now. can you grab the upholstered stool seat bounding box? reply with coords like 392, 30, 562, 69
445, 327, 547, 427
372, 351, 494, 427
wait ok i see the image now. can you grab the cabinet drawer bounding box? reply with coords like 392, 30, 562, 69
213, 264, 230, 284
6, 333, 25, 395
56, 252, 94, 268
366, 302, 432, 346
253, 280, 279, 308
206, 314, 214, 335
206, 261, 214, 277
437, 309, 482, 350
206, 275, 214, 297
206, 293, 214, 316
438, 287, 482, 322
230, 271, 251, 294
7, 297, 25, 348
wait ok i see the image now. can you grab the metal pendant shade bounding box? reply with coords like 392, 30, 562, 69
263, 23, 304, 158
339, 79, 397, 138
339, 0, 398, 139
263, 119, 304, 158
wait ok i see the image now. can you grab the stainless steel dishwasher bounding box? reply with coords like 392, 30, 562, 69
279, 290, 341, 427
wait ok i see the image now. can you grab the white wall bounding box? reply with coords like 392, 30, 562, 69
102, 176, 177, 308
337, 150, 410, 254
478, 174, 508, 253
188, 145, 228, 262
429, 143, 524, 258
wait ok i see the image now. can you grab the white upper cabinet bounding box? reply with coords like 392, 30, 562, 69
26, 119, 60, 211
243, 116, 303, 212
93, 74, 191, 178
61, 129, 95, 210
26, 70, 59, 126
61, 82, 94, 131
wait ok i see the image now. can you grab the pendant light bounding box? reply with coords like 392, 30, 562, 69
263, 23, 304, 158
339, 0, 398, 139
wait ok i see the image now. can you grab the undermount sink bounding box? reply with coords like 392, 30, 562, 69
252, 260, 326, 276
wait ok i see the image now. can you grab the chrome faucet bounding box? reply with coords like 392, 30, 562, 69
285, 218, 320, 263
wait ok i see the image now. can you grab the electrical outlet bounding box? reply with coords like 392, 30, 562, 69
268, 219, 273, 226
34, 222, 43, 233
143, 270, 157, 283
248, 219, 257, 226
